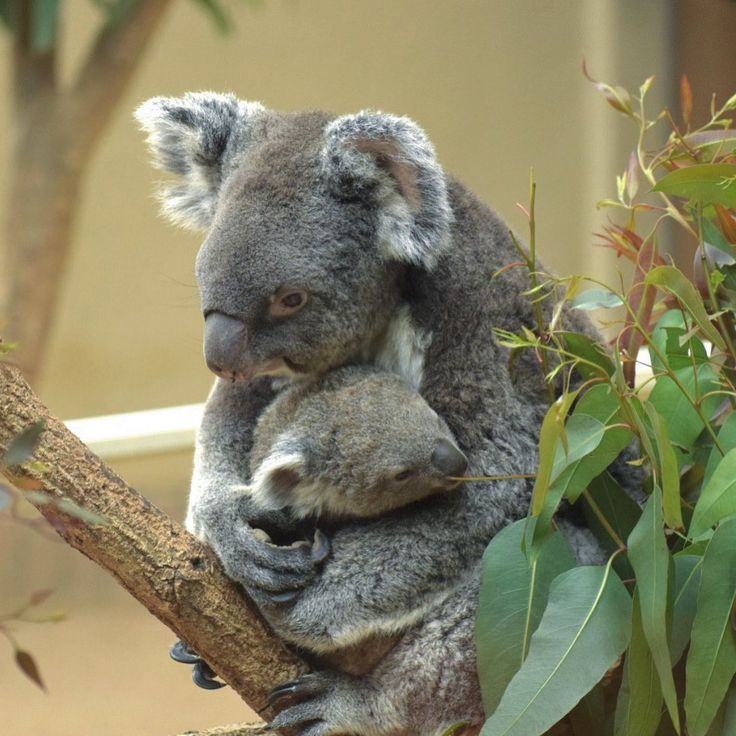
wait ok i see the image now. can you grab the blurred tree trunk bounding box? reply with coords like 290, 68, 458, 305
2, 0, 172, 385
0, 361, 308, 725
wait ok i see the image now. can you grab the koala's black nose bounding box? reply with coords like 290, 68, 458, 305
431, 439, 468, 478
203, 311, 248, 376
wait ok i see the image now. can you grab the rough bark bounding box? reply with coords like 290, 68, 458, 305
0, 362, 308, 721
179, 726, 268, 736
3, 0, 173, 384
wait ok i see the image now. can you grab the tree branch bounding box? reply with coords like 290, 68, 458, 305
66, 0, 173, 166
0, 362, 308, 721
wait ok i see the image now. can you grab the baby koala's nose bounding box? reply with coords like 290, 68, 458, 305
431, 439, 468, 478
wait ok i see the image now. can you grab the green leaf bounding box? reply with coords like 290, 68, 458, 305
645, 266, 726, 350
54, 498, 107, 526
653, 164, 736, 208
702, 217, 734, 257
15, 649, 45, 691
703, 413, 736, 488
0, 0, 19, 32
3, 421, 45, 466
627, 487, 680, 733
570, 288, 624, 311
582, 472, 640, 579
440, 722, 472, 736
476, 520, 576, 714
690, 447, 736, 538
647, 366, 721, 455
530, 390, 580, 517
649, 310, 709, 373
31, 0, 60, 53
670, 554, 703, 664
559, 331, 615, 379
643, 405, 683, 529
480, 562, 632, 736
536, 385, 633, 541
614, 590, 663, 736
684, 517, 736, 736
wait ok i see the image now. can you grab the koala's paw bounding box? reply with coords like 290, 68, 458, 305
213, 524, 331, 604
266, 671, 375, 736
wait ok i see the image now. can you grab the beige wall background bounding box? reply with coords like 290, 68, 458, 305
1, 1, 675, 733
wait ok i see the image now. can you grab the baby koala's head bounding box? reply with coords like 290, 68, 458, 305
249, 366, 468, 519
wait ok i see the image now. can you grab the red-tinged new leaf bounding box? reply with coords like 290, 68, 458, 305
620, 235, 659, 386
715, 205, 736, 244
582, 60, 634, 116
681, 74, 693, 128
15, 649, 46, 691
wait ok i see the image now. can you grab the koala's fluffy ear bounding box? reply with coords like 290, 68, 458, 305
135, 92, 265, 230
250, 450, 306, 511
322, 112, 453, 270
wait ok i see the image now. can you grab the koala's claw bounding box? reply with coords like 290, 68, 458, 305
169, 639, 226, 690
169, 639, 201, 665
192, 661, 226, 690
311, 529, 331, 562
267, 589, 302, 604
267, 672, 342, 734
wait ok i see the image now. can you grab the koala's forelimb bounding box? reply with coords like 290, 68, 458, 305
0, 362, 308, 717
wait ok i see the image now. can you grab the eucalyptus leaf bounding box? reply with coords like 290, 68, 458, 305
55, 498, 107, 526
647, 365, 720, 455
3, 421, 45, 466
645, 266, 726, 350
481, 562, 631, 736
703, 413, 736, 488
627, 488, 680, 733
31, 0, 60, 53
684, 517, 736, 736
653, 164, 736, 208
570, 288, 624, 311
558, 331, 615, 379
614, 590, 663, 736
476, 520, 576, 714
15, 649, 45, 691
643, 405, 682, 529
690, 446, 736, 538
670, 554, 703, 664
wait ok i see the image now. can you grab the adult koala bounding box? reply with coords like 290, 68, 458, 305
136, 93, 597, 728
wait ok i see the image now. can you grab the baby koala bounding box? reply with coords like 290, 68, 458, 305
244, 367, 482, 735
247, 365, 468, 521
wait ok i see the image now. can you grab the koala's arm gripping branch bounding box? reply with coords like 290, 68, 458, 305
0, 363, 308, 719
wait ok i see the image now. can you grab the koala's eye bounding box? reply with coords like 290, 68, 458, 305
270, 288, 309, 317
393, 468, 415, 482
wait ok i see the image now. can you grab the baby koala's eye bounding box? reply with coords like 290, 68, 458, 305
270, 288, 309, 317
393, 468, 416, 482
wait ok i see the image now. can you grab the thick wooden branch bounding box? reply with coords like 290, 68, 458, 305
0, 362, 308, 720
67, 0, 173, 164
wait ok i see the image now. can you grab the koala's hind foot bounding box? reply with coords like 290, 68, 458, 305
267, 671, 399, 736
169, 639, 225, 690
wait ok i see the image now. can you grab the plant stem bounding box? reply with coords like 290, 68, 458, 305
582, 488, 627, 551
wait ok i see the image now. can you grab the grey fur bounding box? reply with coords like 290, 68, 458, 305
137, 96, 604, 735
249, 365, 465, 519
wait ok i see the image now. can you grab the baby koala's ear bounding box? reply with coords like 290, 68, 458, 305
250, 449, 306, 511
